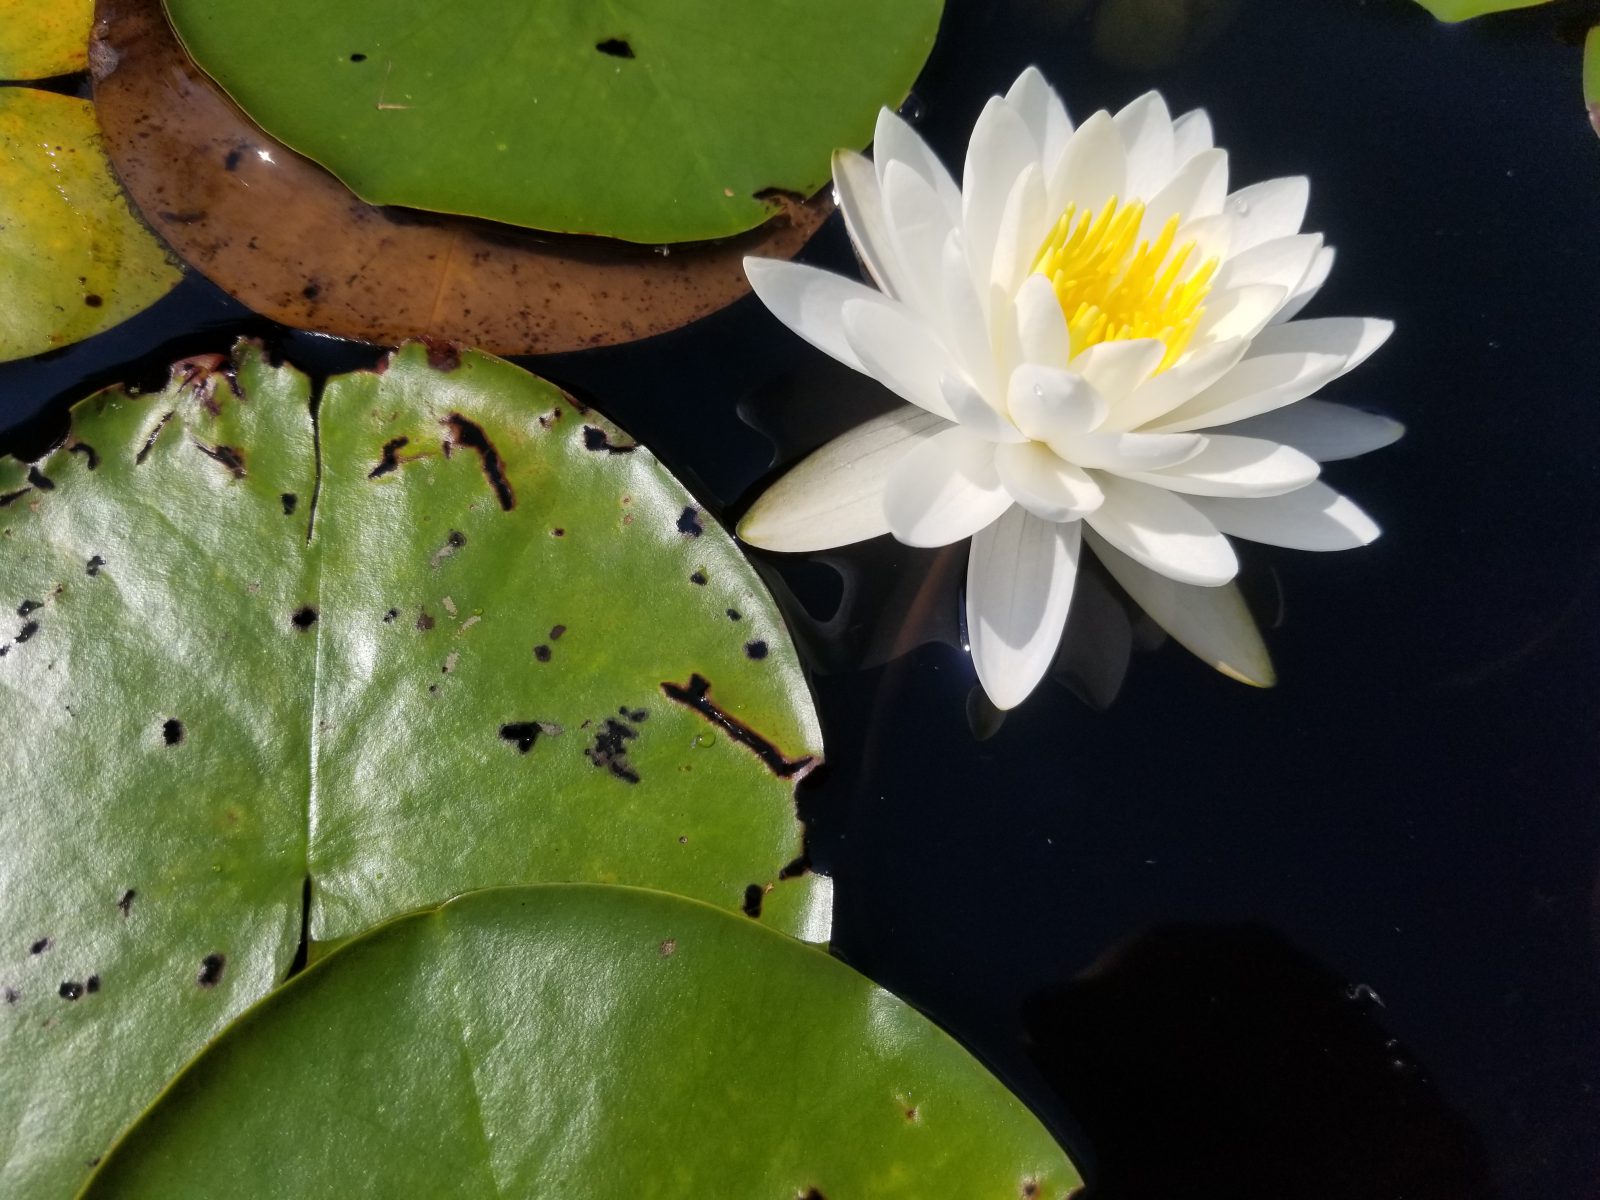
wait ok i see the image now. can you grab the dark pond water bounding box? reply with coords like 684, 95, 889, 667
4, 1, 1598, 1196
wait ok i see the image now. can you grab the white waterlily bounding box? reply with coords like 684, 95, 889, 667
738, 68, 1402, 710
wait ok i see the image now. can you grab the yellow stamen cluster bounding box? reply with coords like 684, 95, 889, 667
1031, 197, 1218, 373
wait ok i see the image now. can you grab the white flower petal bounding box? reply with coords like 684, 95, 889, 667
1084, 475, 1238, 585
830, 149, 906, 300
941, 374, 1026, 443
1190, 481, 1381, 550
1217, 399, 1404, 462
1170, 108, 1215, 165
967, 509, 1082, 709
1272, 245, 1336, 324
842, 297, 962, 420
989, 162, 1048, 296
963, 96, 1042, 297
1047, 109, 1127, 216
1071, 339, 1166, 401
1112, 337, 1250, 432
1173, 213, 1235, 274
1051, 428, 1206, 473
882, 159, 956, 320
1008, 364, 1108, 441
873, 107, 962, 226
1141, 147, 1229, 238
1005, 66, 1075, 170
883, 425, 1014, 546
1013, 273, 1071, 368
996, 441, 1104, 521
1194, 283, 1288, 343
738, 406, 948, 552
1213, 233, 1323, 296
1113, 91, 1176, 199
1128, 434, 1320, 497
940, 230, 998, 396
1149, 349, 1347, 432
1224, 176, 1310, 254
1087, 528, 1274, 685
745, 257, 887, 373
1248, 316, 1394, 371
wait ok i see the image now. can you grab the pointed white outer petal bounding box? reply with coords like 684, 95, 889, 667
1047, 109, 1127, 215
1113, 91, 1176, 199
874, 107, 962, 225
831, 150, 905, 299
1071, 339, 1166, 402
1191, 481, 1380, 550
1194, 283, 1288, 343
1086, 528, 1274, 685
1084, 475, 1238, 585
1248, 316, 1394, 372
963, 97, 1042, 299
940, 231, 997, 396
1141, 148, 1229, 238
1112, 337, 1249, 432
745, 257, 887, 373
941, 374, 1026, 442
1150, 350, 1346, 432
882, 160, 955, 321
1170, 109, 1215, 165
738, 406, 948, 552
1128, 435, 1320, 498
968, 509, 1082, 710
1008, 364, 1107, 441
1006, 66, 1075, 167
1225, 176, 1310, 255
1213, 234, 1323, 295
996, 441, 1104, 521
1272, 245, 1336, 325
883, 425, 1013, 547
1217, 399, 1405, 462
1013, 273, 1071, 368
990, 162, 1048, 296
1051, 429, 1205, 472
842, 298, 962, 420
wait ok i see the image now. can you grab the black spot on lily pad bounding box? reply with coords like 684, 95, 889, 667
117, 890, 135, 917
676, 507, 703, 537
197, 954, 225, 987
744, 640, 768, 660
533, 644, 551, 663
58, 981, 83, 1001
596, 37, 635, 58
15, 621, 39, 644
162, 718, 184, 746
85, 975, 100, 994
86, 555, 105, 577
281, 492, 298, 515
29, 938, 49, 955
16, 600, 40, 617
582, 426, 635, 454
741, 884, 765, 918
499, 722, 543, 753
585, 717, 641, 784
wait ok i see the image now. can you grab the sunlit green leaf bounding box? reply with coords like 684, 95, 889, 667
0, 342, 825, 1198
161, 0, 943, 243
0, 0, 92, 79
82, 885, 1079, 1199
0, 88, 180, 363
1409, 0, 1551, 21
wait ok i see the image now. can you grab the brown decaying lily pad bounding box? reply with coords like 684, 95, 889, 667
89, 0, 832, 354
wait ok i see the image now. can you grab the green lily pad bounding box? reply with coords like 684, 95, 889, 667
1585, 25, 1599, 137
1410, 0, 1550, 20
82, 885, 1080, 1198
0, 88, 181, 363
0, 0, 92, 78
160, 0, 943, 243
0, 342, 825, 1198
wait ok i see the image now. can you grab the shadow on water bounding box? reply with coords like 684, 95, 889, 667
1024, 923, 1498, 1200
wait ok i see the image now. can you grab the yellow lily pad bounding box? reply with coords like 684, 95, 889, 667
0, 87, 180, 363
0, 0, 93, 79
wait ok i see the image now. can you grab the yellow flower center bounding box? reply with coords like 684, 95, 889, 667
1031, 197, 1219, 373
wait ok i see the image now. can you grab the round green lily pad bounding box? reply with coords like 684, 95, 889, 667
82, 885, 1080, 1199
0, 0, 93, 78
160, 0, 944, 242
0, 87, 180, 363
0, 342, 825, 1198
